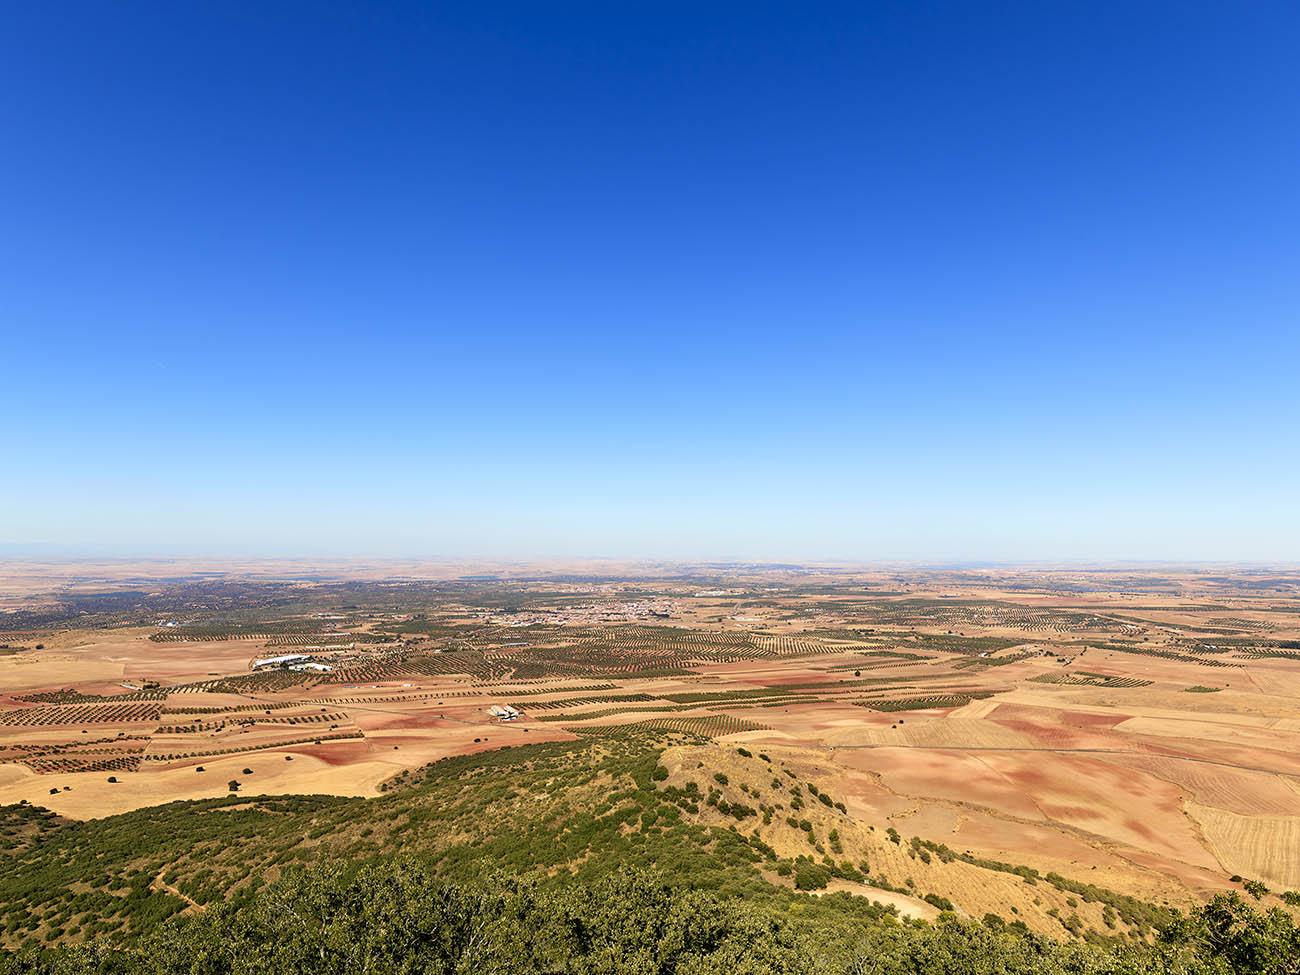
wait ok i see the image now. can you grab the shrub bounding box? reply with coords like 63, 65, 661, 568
794, 861, 832, 890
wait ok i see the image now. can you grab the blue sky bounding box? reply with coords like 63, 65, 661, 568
3, 2, 1298, 561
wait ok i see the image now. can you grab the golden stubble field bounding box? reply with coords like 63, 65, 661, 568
3, 561, 1299, 920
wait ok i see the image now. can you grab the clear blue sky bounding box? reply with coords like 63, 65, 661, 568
3, 2, 1298, 562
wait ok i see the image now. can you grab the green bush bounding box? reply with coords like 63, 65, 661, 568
793, 862, 831, 891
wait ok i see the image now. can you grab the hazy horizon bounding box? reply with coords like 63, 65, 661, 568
2, 545, 1298, 573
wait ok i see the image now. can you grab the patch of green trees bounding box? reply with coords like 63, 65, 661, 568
2, 862, 1299, 975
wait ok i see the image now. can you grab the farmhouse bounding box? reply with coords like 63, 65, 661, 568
252, 653, 312, 671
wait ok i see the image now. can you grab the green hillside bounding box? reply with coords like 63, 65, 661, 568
1, 731, 1297, 973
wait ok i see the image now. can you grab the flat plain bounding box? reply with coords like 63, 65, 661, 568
3, 559, 1299, 943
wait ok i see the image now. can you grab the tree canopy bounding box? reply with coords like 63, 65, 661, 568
2, 860, 1297, 975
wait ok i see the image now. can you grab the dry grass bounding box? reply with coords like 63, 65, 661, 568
1186, 802, 1300, 888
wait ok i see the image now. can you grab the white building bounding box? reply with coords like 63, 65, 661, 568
252, 653, 311, 670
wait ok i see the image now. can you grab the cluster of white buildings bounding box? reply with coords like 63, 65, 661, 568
251, 653, 333, 673
483, 598, 677, 628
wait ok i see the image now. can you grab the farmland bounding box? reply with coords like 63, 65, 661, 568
2, 559, 1300, 952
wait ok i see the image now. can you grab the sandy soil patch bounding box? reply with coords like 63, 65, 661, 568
818, 881, 941, 920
